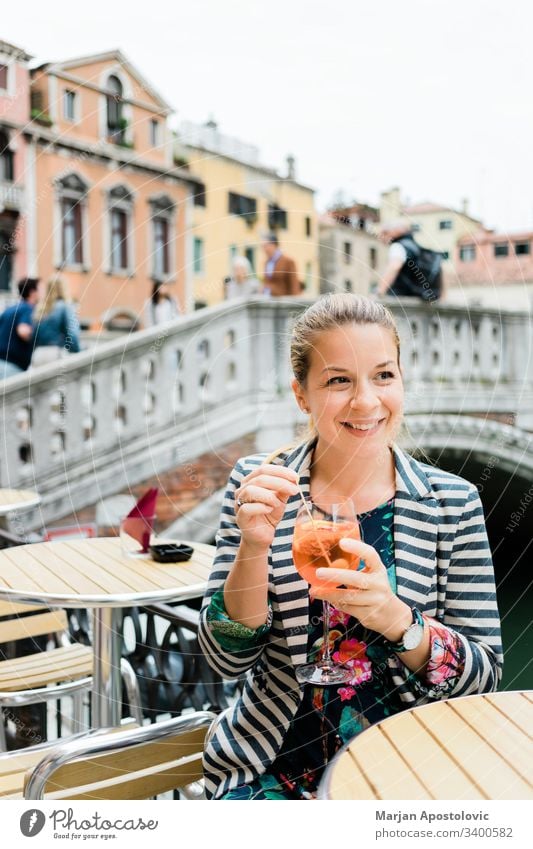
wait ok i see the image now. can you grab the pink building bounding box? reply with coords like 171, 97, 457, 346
455, 230, 533, 287
0, 40, 32, 298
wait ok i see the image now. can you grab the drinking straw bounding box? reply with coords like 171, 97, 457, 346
264, 446, 335, 568
296, 481, 335, 569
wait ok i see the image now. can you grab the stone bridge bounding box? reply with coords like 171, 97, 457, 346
0, 297, 532, 688
1, 297, 531, 530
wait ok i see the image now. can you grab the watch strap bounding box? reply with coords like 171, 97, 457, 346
383, 607, 424, 653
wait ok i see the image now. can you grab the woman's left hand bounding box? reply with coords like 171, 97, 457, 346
311, 538, 412, 641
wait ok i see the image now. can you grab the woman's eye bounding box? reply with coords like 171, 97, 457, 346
376, 371, 395, 381
326, 376, 350, 385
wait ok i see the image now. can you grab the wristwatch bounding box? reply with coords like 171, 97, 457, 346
384, 607, 425, 653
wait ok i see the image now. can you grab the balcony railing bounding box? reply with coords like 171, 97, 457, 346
0, 181, 24, 212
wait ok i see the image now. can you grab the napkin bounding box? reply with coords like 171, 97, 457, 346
120, 488, 158, 553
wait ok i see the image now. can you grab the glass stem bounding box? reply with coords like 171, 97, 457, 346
321, 600, 334, 669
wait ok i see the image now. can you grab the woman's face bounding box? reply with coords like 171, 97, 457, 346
292, 323, 404, 458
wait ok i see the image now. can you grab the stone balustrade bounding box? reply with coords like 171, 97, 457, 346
0, 297, 531, 528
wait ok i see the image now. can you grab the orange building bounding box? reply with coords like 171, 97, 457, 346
26, 50, 197, 326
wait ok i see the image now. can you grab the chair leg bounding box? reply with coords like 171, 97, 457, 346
72, 691, 85, 733
0, 709, 7, 752
120, 658, 144, 725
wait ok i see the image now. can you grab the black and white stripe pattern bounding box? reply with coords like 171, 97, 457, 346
198, 440, 503, 799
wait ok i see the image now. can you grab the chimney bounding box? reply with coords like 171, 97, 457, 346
286, 154, 296, 180
380, 187, 402, 223
461, 197, 469, 216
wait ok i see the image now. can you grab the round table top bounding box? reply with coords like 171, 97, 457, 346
319, 690, 533, 801
0, 537, 214, 607
0, 488, 41, 516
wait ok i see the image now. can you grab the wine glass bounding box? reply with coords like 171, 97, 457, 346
292, 498, 361, 686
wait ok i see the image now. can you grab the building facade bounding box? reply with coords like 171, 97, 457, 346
319, 205, 387, 295
0, 40, 32, 302
26, 50, 195, 326
177, 120, 318, 306
450, 229, 533, 308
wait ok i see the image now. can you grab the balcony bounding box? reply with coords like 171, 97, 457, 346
0, 181, 24, 212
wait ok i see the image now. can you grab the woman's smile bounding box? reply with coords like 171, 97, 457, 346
340, 416, 387, 437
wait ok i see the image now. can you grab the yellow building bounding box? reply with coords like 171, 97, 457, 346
177, 121, 318, 306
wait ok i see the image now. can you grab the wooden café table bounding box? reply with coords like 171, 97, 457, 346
0, 537, 214, 729
319, 691, 533, 800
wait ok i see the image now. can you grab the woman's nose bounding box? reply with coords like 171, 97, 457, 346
349, 382, 379, 410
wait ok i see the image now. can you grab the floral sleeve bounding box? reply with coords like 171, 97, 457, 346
206, 588, 272, 653
423, 617, 466, 696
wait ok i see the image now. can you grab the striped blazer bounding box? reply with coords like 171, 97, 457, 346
198, 439, 503, 799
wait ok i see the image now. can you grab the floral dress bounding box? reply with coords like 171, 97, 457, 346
207, 498, 465, 800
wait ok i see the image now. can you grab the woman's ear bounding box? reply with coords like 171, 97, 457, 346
291, 378, 309, 413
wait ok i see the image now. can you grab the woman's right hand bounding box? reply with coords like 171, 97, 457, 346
234, 464, 299, 551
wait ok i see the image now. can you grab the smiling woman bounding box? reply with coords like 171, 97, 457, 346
198, 293, 503, 801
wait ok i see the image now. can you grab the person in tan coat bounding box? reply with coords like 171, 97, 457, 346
262, 233, 300, 296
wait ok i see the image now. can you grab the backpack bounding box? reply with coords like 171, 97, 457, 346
391, 235, 443, 302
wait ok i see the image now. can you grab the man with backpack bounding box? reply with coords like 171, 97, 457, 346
378, 220, 443, 302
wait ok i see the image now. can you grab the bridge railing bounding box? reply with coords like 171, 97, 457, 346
1, 297, 531, 527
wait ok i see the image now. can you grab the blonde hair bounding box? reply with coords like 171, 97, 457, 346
34, 277, 69, 320
290, 292, 400, 386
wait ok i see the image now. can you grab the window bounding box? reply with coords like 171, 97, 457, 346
441, 251, 450, 260
411, 223, 421, 232
153, 217, 170, 277
108, 185, 133, 272
193, 181, 206, 207
106, 75, 124, 143
305, 216, 312, 237
459, 245, 476, 262
62, 199, 83, 265
369, 246, 377, 270
344, 280, 353, 292
228, 191, 257, 223
63, 90, 77, 121
344, 242, 352, 264
494, 243, 509, 258
268, 204, 288, 230
0, 64, 8, 91
515, 242, 530, 255
245, 246, 255, 271
0, 130, 14, 182
439, 220, 453, 230
150, 119, 160, 147
111, 209, 128, 270
305, 262, 312, 290
150, 195, 175, 279
57, 173, 88, 266
193, 238, 204, 274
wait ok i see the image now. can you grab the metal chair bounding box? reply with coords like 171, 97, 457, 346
24, 710, 215, 799
0, 601, 143, 750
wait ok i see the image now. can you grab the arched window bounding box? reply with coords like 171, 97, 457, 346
108, 185, 133, 272
106, 75, 124, 143
0, 129, 14, 182
150, 195, 175, 280
57, 173, 88, 266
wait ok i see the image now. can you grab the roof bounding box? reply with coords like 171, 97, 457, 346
458, 229, 533, 245
32, 49, 172, 113
403, 201, 482, 224
0, 39, 32, 62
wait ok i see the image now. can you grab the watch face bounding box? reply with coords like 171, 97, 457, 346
403, 623, 424, 651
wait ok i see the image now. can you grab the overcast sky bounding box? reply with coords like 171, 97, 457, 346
5, 0, 533, 232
